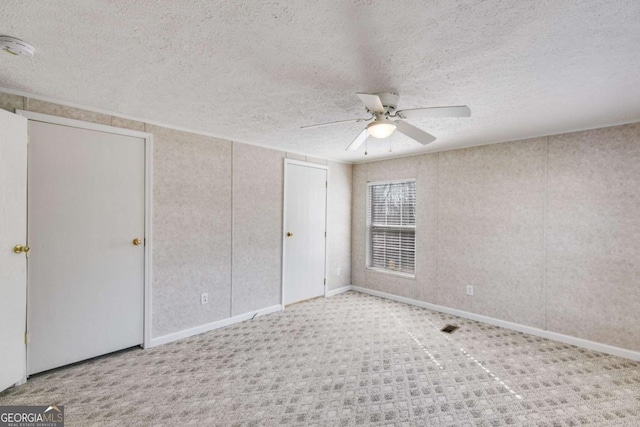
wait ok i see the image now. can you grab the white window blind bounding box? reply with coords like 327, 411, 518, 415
367, 181, 416, 275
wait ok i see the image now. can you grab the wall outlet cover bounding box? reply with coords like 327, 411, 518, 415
201, 293, 208, 304
466, 285, 474, 296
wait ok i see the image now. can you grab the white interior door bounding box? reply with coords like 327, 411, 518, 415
27, 120, 145, 375
283, 161, 327, 305
0, 109, 28, 391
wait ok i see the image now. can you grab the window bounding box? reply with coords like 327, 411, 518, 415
367, 180, 416, 276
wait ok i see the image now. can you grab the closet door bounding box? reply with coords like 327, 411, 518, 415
27, 120, 145, 375
0, 109, 28, 391
282, 160, 327, 305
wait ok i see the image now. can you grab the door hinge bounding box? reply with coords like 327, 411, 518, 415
324, 231, 327, 237
24, 332, 29, 345
324, 278, 326, 285
326, 181, 328, 188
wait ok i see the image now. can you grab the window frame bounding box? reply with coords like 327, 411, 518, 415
365, 179, 417, 278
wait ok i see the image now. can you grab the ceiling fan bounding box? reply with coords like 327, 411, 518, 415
301, 92, 471, 151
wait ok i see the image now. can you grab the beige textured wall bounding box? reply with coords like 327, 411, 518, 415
1, 91, 352, 338
546, 124, 640, 348
231, 143, 284, 315
327, 161, 352, 290
352, 124, 640, 352
149, 124, 233, 335
438, 140, 547, 328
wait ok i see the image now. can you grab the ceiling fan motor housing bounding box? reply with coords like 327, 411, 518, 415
372, 92, 399, 114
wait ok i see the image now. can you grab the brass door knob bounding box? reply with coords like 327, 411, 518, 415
14, 244, 30, 254
132, 238, 143, 246
286, 232, 293, 237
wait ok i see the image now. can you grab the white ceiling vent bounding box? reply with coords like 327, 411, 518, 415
0, 36, 35, 57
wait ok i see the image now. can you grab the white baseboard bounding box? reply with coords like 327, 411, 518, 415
325, 285, 353, 297
149, 304, 282, 347
351, 286, 640, 362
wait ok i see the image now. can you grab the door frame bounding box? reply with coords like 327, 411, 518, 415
16, 110, 154, 349
281, 159, 329, 308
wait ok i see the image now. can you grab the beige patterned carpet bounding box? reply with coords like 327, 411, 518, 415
1, 291, 639, 426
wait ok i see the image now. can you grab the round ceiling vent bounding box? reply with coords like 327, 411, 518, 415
0, 36, 35, 57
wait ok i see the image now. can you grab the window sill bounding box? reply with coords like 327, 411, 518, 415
366, 267, 416, 279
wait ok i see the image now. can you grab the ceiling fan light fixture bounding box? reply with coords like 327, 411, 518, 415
367, 118, 396, 139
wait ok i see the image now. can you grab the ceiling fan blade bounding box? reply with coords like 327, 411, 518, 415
345, 128, 369, 151
397, 105, 471, 119
356, 93, 385, 114
301, 117, 371, 129
395, 121, 437, 145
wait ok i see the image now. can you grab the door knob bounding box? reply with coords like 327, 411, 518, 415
286, 232, 293, 237
14, 244, 30, 254
132, 238, 143, 246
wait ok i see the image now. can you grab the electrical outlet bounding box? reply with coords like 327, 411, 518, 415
466, 285, 474, 296
201, 293, 208, 304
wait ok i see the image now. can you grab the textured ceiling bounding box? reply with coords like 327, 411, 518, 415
1, 0, 639, 162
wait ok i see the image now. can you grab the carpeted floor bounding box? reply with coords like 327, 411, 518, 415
1, 291, 639, 426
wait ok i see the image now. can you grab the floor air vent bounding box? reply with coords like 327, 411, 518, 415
441, 325, 459, 334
